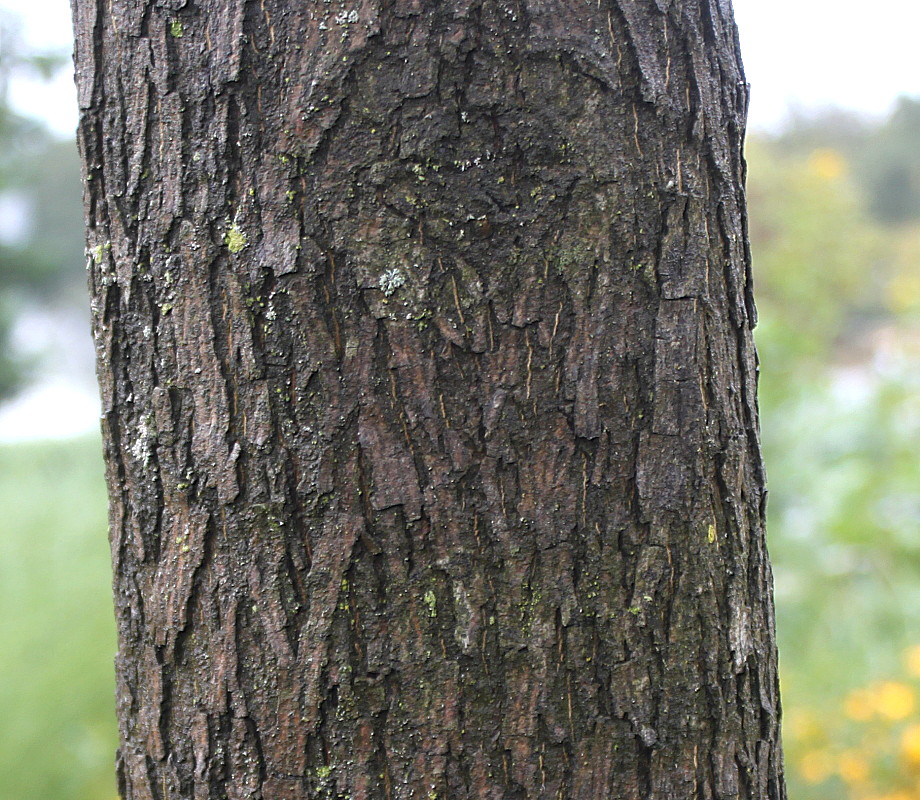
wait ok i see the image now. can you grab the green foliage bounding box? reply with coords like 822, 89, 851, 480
766, 369, 920, 800
748, 105, 920, 799
746, 139, 885, 405
0, 436, 116, 800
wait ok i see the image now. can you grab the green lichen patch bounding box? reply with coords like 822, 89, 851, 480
169, 20, 183, 38
224, 224, 248, 253
555, 239, 595, 276
423, 589, 437, 618
89, 241, 111, 264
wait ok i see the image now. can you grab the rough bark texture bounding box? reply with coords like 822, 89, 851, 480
73, 1, 785, 798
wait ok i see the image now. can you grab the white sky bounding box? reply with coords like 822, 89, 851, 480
733, 0, 920, 127
2, 0, 919, 134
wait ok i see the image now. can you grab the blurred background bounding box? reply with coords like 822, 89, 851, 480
0, 0, 918, 798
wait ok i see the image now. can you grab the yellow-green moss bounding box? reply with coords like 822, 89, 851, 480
224, 224, 247, 253
423, 589, 437, 618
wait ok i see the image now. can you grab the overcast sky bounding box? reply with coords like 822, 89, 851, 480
2, 0, 919, 134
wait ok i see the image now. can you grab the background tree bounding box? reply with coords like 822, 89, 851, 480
73, 2, 785, 798
0, 12, 85, 398
769, 98, 920, 228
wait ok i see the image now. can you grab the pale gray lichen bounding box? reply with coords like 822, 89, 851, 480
334, 9, 359, 24
130, 416, 154, 467
379, 268, 406, 296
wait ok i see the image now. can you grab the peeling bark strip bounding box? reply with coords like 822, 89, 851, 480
73, 1, 785, 798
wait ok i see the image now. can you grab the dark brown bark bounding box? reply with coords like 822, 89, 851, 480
72, 1, 784, 798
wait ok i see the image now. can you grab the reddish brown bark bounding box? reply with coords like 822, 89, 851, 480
73, 1, 785, 798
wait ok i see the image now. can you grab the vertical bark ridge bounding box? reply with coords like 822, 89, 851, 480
73, 0, 785, 797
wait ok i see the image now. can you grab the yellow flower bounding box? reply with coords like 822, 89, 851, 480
901, 724, 920, 769
846, 688, 876, 721
786, 709, 824, 742
906, 645, 920, 678
837, 750, 869, 785
807, 148, 847, 181
876, 682, 916, 720
799, 749, 833, 785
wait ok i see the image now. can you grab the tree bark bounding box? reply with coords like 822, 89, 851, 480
73, 1, 785, 798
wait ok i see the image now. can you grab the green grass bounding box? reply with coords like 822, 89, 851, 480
0, 435, 117, 800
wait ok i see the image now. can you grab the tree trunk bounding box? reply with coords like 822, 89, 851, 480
72, 1, 784, 798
